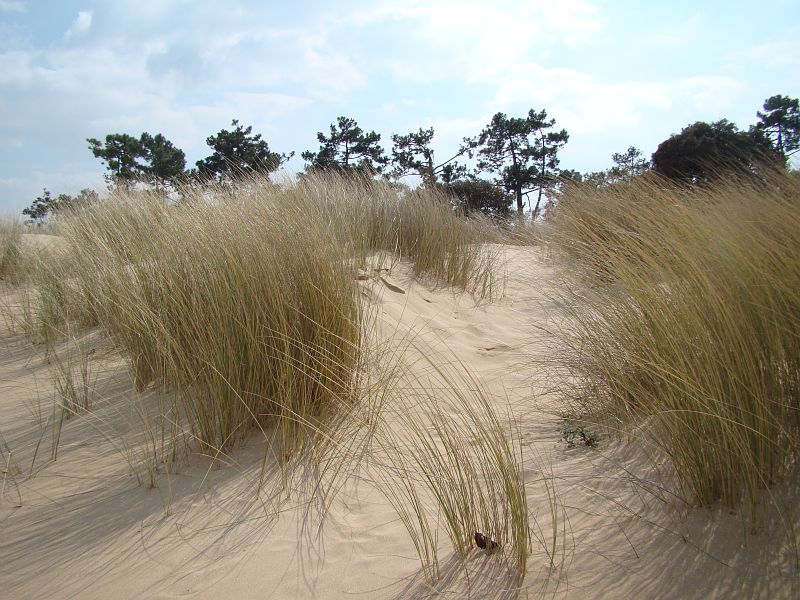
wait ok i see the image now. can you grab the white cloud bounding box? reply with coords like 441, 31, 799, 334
351, 0, 600, 43
341, 0, 602, 84
0, 0, 24, 13
488, 62, 750, 138
65, 10, 93, 38
677, 76, 746, 114
427, 115, 488, 159
649, 11, 705, 49
129, 21, 369, 103
297, 46, 368, 102
0, 0, 793, 212
492, 63, 671, 134
0, 31, 313, 187
739, 39, 800, 70
0, 50, 33, 85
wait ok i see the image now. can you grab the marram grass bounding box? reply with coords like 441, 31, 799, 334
59, 187, 362, 453
370, 344, 531, 581
28, 172, 501, 455
0, 217, 23, 284
10, 173, 537, 582
551, 169, 800, 513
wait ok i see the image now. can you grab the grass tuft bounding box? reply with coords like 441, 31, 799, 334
11, 173, 536, 582
29, 172, 499, 459
367, 343, 531, 582
550, 169, 800, 513
0, 217, 23, 284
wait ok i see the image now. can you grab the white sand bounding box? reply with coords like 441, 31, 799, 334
1, 245, 797, 599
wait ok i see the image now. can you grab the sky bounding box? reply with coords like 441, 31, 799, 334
1, 0, 798, 213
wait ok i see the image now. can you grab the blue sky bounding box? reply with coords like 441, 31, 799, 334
1, 0, 798, 213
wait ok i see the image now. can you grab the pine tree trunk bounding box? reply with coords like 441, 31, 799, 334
532, 186, 544, 220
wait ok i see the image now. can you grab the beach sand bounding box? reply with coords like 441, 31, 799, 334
1, 242, 797, 599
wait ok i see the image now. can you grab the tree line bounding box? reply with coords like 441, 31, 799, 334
24, 94, 800, 222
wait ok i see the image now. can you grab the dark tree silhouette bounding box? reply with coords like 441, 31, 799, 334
88, 132, 187, 189
87, 133, 146, 187
390, 127, 466, 186
140, 133, 186, 188
465, 109, 568, 217
444, 178, 513, 217
610, 146, 650, 182
581, 147, 650, 188
652, 120, 779, 183
302, 116, 388, 175
753, 94, 800, 163
21, 189, 54, 222
196, 119, 292, 182
22, 188, 99, 222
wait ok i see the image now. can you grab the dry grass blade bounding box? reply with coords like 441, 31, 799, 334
550, 169, 800, 520
7, 171, 535, 586
368, 342, 531, 582
0, 217, 23, 285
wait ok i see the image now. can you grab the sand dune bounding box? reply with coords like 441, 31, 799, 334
1, 245, 797, 599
